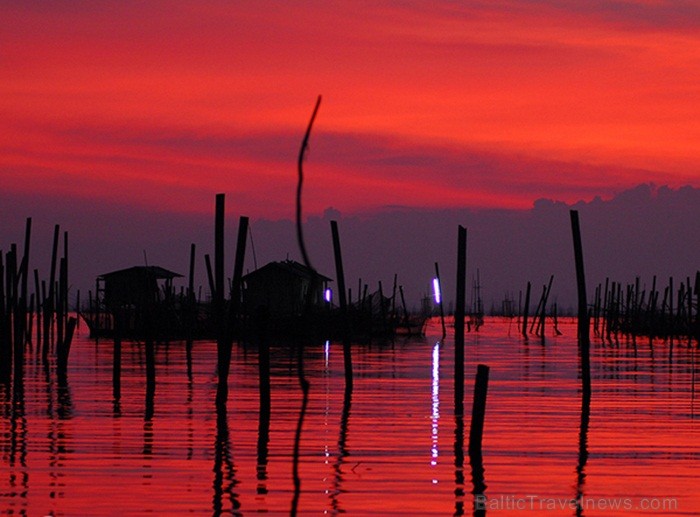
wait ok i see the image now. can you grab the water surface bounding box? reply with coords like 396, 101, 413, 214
1, 317, 698, 515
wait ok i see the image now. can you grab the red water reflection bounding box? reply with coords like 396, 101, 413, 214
1, 318, 698, 515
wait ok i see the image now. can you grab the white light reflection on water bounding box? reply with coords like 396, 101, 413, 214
430, 341, 440, 480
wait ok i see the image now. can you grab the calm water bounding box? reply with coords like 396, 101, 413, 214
1, 317, 699, 515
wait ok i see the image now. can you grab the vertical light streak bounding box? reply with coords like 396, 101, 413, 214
433, 278, 441, 305
430, 341, 440, 481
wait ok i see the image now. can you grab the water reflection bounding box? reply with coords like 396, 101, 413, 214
430, 341, 440, 474
212, 406, 242, 516
329, 387, 351, 516
454, 414, 465, 516
575, 390, 591, 517
291, 341, 310, 517
256, 321, 272, 500
7, 375, 28, 515
57, 369, 73, 420
0, 319, 698, 515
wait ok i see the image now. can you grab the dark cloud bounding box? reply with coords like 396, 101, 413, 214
3, 183, 698, 315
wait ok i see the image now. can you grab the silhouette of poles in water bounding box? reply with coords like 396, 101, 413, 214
1, 218, 76, 389
446, 224, 489, 517
531, 275, 554, 341
329, 221, 354, 514
229, 217, 248, 339
212, 194, 249, 407
592, 271, 700, 345
570, 209, 592, 514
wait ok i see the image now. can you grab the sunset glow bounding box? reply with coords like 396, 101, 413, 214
2, 1, 699, 219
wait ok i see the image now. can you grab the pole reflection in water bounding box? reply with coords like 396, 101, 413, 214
186, 369, 194, 461
1, 319, 699, 515
256, 311, 272, 500
454, 414, 465, 516
290, 340, 310, 517
329, 382, 352, 516
52, 366, 72, 505
212, 406, 242, 516
57, 369, 73, 420
6, 373, 28, 515
575, 389, 591, 517
256, 406, 270, 497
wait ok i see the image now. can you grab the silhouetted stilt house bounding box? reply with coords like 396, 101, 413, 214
242, 260, 332, 318
85, 266, 183, 337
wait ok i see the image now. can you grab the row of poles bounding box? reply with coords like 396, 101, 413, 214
0, 208, 595, 515
212, 96, 596, 514
1, 218, 77, 386
593, 273, 700, 344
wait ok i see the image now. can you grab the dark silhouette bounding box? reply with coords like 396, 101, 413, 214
212, 406, 242, 516
469, 364, 489, 516
331, 220, 354, 392
454, 225, 467, 415
290, 94, 321, 517
454, 413, 466, 516
571, 210, 591, 396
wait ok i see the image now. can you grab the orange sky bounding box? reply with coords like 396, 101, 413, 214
2, 1, 699, 219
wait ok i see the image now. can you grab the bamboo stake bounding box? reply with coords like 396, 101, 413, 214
454, 225, 467, 415
570, 210, 590, 396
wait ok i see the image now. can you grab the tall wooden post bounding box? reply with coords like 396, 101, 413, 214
331, 220, 353, 392
570, 210, 591, 396
229, 216, 249, 329
454, 225, 467, 415
214, 194, 228, 407
468, 364, 490, 456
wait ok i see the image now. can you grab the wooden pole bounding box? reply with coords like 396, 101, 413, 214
468, 364, 490, 456
570, 210, 591, 396
522, 281, 531, 338
530, 284, 546, 335
229, 216, 249, 332
19, 218, 31, 347
56, 257, 66, 348
291, 95, 321, 517
63, 231, 69, 332
0, 253, 9, 383
214, 193, 228, 407
535, 275, 554, 338
204, 254, 215, 303
330, 221, 348, 310
113, 309, 122, 402
46, 224, 60, 351
454, 226, 467, 415
331, 220, 353, 391
57, 317, 77, 374
186, 243, 196, 370
33, 269, 41, 346
694, 272, 700, 345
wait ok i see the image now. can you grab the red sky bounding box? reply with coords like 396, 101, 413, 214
2, 1, 699, 220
